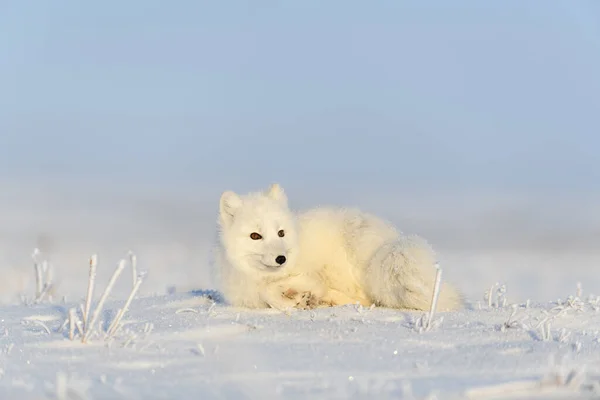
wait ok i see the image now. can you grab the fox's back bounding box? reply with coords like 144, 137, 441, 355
295, 207, 397, 304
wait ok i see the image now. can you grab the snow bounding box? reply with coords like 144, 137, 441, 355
2, 184, 600, 399
3, 289, 600, 399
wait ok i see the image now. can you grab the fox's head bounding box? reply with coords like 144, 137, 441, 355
218, 184, 298, 275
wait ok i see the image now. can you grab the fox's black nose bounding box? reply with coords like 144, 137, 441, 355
275, 255, 286, 265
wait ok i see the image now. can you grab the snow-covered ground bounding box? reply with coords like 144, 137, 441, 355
4, 288, 600, 399
2, 182, 600, 399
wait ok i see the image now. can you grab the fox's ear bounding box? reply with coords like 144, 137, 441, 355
267, 183, 287, 205
219, 191, 242, 226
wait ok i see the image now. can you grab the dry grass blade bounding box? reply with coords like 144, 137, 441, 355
82, 259, 126, 343
32, 248, 43, 300
426, 263, 443, 331
68, 308, 76, 340
107, 275, 144, 338
129, 251, 138, 289
83, 255, 98, 331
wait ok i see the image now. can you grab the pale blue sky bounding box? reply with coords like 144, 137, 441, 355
1, 1, 600, 192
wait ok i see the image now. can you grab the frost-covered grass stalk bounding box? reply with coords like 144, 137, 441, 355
106, 274, 145, 338
539, 320, 552, 341
497, 284, 507, 308
31, 249, 55, 304
486, 283, 496, 308
32, 248, 43, 300
83, 255, 98, 331
82, 259, 126, 343
41, 261, 55, 302
44, 261, 53, 293
426, 263, 443, 331
68, 308, 76, 341
499, 304, 531, 332
29, 320, 51, 335
483, 282, 508, 309
129, 251, 137, 289
410, 263, 445, 333
66, 253, 146, 343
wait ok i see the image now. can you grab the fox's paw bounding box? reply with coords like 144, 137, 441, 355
296, 291, 319, 310
319, 299, 336, 307
280, 288, 319, 310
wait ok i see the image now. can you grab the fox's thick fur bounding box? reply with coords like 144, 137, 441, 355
214, 184, 463, 312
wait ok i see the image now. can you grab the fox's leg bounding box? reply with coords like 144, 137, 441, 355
260, 274, 325, 311
362, 236, 463, 311
282, 288, 320, 310
259, 286, 307, 311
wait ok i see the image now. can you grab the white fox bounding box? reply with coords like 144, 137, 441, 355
213, 184, 463, 312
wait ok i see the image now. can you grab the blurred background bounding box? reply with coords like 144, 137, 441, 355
1, 1, 599, 305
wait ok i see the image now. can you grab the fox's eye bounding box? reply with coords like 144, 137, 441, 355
278, 230, 285, 237
250, 232, 262, 240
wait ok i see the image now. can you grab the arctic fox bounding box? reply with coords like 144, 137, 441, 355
214, 184, 463, 312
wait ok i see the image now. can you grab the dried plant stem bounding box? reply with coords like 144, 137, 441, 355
31, 320, 51, 335
106, 308, 122, 337
82, 260, 126, 343
68, 308, 76, 340
75, 319, 84, 337
34, 285, 51, 304
34, 262, 43, 299
426, 264, 443, 330
129, 252, 137, 289
83, 255, 98, 331
44, 261, 53, 289
107, 276, 144, 338
31, 249, 42, 300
